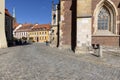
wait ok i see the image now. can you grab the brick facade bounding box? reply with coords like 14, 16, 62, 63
92, 36, 120, 47
60, 0, 72, 48
92, 0, 120, 47
58, 0, 120, 51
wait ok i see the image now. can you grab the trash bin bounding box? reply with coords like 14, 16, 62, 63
92, 44, 99, 49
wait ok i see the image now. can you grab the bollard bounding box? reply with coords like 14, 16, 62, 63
99, 46, 103, 57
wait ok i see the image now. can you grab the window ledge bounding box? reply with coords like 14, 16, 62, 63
93, 30, 119, 36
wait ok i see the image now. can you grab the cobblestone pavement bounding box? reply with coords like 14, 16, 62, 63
0, 43, 120, 80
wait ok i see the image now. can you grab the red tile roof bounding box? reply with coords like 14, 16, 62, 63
31, 24, 51, 31
5, 9, 13, 17
15, 23, 51, 32
17, 23, 33, 32
13, 22, 19, 29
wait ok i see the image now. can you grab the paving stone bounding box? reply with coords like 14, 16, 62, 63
0, 43, 119, 80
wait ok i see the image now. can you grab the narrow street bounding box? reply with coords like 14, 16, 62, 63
0, 43, 120, 80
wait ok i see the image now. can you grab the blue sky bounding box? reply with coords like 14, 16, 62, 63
5, 0, 59, 24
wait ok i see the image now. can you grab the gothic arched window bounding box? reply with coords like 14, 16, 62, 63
98, 7, 110, 30
53, 14, 56, 24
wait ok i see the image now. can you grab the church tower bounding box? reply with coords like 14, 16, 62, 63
50, 0, 60, 47
13, 7, 16, 18
13, 7, 17, 29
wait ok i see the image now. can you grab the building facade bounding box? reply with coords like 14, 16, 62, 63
5, 9, 13, 46
50, 1, 60, 47
14, 24, 50, 43
53, 0, 120, 53
29, 24, 50, 43
13, 24, 33, 40
0, 0, 8, 48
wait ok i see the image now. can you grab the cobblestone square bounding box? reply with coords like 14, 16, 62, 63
0, 43, 120, 80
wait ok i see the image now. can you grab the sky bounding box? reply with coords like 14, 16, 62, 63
5, 0, 59, 24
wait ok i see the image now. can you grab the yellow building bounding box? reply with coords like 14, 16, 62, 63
29, 24, 50, 43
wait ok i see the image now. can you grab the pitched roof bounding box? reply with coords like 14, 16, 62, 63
13, 22, 19, 29
16, 23, 33, 32
5, 9, 13, 18
15, 23, 51, 32
31, 24, 51, 31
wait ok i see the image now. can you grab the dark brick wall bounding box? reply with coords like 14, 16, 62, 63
60, 0, 77, 50
92, 0, 120, 13
60, 0, 72, 46
92, 36, 119, 47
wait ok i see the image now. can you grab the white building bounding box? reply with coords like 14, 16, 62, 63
13, 24, 33, 40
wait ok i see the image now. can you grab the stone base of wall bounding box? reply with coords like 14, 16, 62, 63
58, 45, 71, 50
0, 42, 7, 48
75, 46, 90, 54
92, 36, 120, 47
50, 44, 57, 48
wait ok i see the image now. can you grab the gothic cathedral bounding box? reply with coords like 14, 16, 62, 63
51, 0, 120, 53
